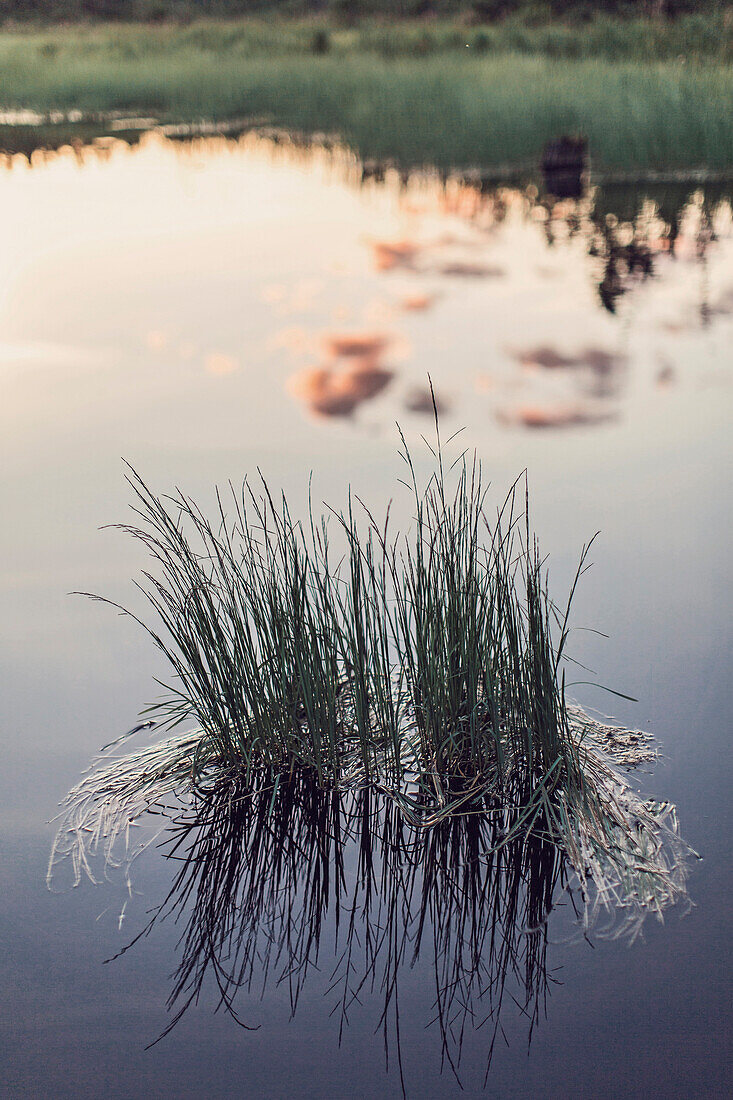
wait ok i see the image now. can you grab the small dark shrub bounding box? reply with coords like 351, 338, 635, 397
473, 30, 492, 53
311, 28, 331, 56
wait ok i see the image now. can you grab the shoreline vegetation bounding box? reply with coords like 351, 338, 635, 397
50, 427, 693, 939
1, 12, 732, 171
1, 0, 729, 30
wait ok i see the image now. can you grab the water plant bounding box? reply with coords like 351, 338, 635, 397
50, 412, 691, 937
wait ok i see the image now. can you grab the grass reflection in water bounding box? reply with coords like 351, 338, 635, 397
130, 772, 565, 1091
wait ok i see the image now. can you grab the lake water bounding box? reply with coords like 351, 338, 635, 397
2, 131, 731, 1098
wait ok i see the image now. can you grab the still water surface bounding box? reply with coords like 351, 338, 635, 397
1, 132, 731, 1098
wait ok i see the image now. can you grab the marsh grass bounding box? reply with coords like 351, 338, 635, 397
51, 416, 693, 933
5, 16, 732, 65
2, 24, 732, 169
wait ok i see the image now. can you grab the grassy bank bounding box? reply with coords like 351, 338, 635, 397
2, 20, 732, 170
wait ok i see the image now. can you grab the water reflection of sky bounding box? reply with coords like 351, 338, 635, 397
2, 131, 731, 434
1, 131, 731, 1099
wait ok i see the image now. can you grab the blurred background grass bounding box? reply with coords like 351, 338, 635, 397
1, 12, 731, 171
4, 12, 731, 62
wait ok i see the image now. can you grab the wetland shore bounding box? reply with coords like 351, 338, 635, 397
1, 14, 732, 171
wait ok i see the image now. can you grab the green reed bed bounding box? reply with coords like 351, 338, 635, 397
4, 14, 731, 65
2, 25, 732, 170
51, 425, 692, 933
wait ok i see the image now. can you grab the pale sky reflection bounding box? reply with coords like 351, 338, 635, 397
0, 130, 731, 442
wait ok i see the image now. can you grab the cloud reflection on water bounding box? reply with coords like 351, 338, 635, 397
288, 360, 394, 419
1, 128, 731, 436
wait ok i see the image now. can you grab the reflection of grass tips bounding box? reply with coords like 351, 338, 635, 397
50, 413, 693, 933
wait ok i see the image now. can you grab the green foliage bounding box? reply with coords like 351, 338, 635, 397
2, 26, 730, 171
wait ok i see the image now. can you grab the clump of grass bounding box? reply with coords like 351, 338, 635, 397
50, 416, 693, 932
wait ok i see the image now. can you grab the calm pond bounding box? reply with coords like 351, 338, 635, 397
2, 130, 731, 1098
